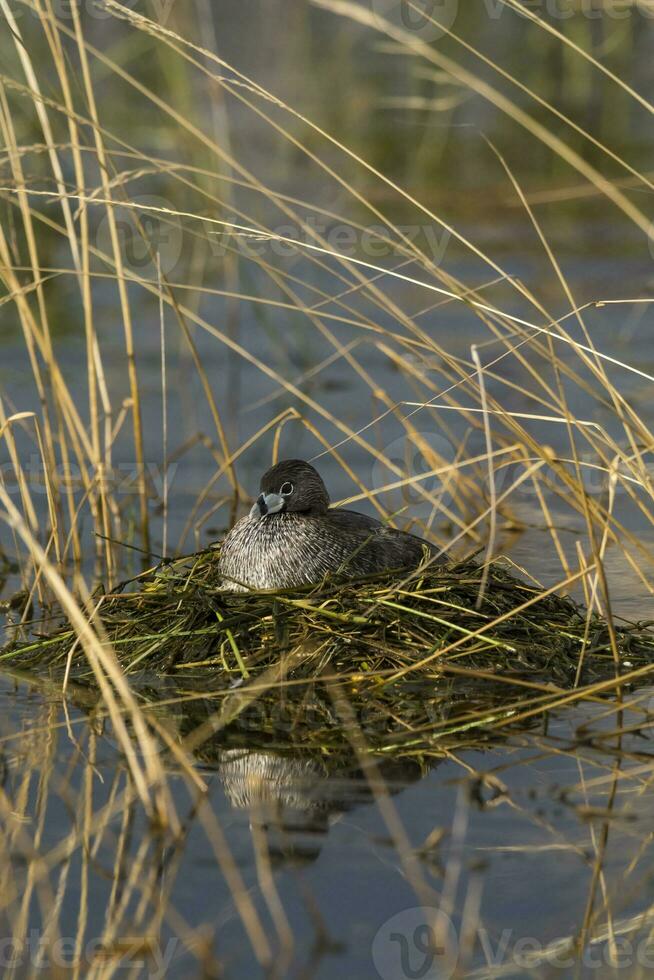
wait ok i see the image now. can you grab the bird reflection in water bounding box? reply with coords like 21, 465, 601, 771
172, 678, 454, 868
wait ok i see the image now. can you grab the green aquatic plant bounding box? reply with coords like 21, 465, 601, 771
5, 552, 653, 697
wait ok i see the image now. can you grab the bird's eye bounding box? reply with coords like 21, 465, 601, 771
280, 481, 294, 496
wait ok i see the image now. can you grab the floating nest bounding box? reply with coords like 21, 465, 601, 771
3, 549, 654, 691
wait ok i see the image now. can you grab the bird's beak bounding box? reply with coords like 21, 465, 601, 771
250, 492, 285, 519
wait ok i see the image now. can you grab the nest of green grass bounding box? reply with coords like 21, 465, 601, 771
3, 549, 654, 691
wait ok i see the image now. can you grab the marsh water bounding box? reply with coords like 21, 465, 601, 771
3, 669, 654, 979
1, 2, 654, 977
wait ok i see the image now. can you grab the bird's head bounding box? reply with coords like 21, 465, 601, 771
249, 459, 330, 519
